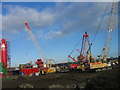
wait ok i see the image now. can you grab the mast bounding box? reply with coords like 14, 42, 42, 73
101, 2, 117, 62
24, 22, 46, 62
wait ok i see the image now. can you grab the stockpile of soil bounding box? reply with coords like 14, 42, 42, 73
2, 65, 120, 89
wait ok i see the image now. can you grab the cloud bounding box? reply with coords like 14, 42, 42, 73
45, 2, 117, 39
2, 5, 55, 34
45, 30, 62, 39
2, 2, 118, 39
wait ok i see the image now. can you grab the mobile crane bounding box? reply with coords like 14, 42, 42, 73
68, 32, 97, 71
100, 2, 117, 63
68, 1, 117, 71
24, 22, 46, 62
23, 22, 56, 75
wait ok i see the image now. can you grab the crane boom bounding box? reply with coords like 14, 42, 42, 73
102, 2, 117, 62
68, 55, 77, 62
24, 22, 46, 62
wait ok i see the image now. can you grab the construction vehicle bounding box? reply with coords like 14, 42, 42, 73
95, 2, 118, 68
68, 32, 111, 71
19, 58, 56, 75
99, 2, 117, 63
24, 22, 56, 75
68, 32, 96, 71
24, 22, 46, 62
46, 58, 57, 73
68, 2, 117, 71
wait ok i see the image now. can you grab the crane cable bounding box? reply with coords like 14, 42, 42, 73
69, 2, 110, 58
91, 2, 110, 44
101, 1, 117, 58
69, 37, 82, 56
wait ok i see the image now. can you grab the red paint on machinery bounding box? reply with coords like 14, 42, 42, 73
0, 39, 8, 69
20, 68, 39, 75
69, 64, 79, 68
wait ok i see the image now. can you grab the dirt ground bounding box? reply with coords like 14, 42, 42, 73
2, 65, 120, 89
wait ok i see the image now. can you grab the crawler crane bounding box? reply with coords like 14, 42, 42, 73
68, 1, 117, 71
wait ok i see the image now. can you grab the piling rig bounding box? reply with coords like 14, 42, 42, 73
68, 1, 117, 71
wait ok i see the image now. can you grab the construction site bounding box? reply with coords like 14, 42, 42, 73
0, 1, 120, 89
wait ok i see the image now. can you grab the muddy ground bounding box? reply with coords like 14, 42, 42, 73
2, 65, 120, 89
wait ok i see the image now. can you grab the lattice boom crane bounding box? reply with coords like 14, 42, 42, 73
24, 22, 46, 62
101, 2, 117, 62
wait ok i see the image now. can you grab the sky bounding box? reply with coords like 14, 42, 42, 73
0, 2, 119, 67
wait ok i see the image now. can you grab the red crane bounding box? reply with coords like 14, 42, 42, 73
68, 32, 91, 63
68, 55, 77, 62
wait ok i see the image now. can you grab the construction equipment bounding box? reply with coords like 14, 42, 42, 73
19, 58, 56, 75
34, 59, 56, 74
78, 32, 95, 63
68, 32, 95, 70
68, 55, 77, 62
49, 58, 54, 68
68, 32, 95, 63
23, 23, 56, 75
100, 2, 117, 63
68, 32, 113, 71
24, 22, 46, 63
68, 1, 117, 71
56, 66, 61, 72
